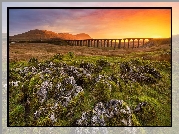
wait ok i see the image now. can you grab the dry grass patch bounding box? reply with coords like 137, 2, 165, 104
9, 43, 171, 62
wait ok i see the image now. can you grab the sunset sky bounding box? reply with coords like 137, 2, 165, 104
9, 8, 171, 39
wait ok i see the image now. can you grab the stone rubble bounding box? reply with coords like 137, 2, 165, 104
76, 99, 132, 126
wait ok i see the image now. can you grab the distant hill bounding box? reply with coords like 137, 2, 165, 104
173, 34, 179, 41
2, 33, 7, 37
9, 29, 92, 41
2, 33, 7, 44
75, 33, 92, 40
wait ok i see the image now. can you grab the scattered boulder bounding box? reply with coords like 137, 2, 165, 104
120, 62, 161, 84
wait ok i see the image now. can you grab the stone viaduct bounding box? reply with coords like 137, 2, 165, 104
65, 38, 153, 49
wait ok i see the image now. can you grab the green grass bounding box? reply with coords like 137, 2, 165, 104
9, 51, 171, 126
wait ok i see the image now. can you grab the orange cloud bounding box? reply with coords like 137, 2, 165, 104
90, 9, 171, 38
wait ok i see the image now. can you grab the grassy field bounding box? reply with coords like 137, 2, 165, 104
9, 41, 171, 126
9, 42, 171, 62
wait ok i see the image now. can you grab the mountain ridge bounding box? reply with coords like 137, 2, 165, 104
9, 29, 92, 41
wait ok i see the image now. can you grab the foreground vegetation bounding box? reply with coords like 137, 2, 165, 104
9, 48, 171, 126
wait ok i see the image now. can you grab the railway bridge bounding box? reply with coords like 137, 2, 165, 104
65, 38, 153, 49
